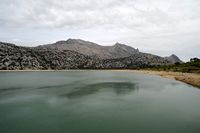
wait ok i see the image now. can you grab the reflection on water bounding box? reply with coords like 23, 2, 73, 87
0, 71, 200, 133
37, 84, 70, 89
0, 87, 24, 92
61, 82, 138, 99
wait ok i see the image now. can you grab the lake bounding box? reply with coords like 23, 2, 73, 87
0, 71, 200, 133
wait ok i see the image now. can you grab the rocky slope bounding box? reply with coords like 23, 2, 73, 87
0, 42, 94, 70
165, 54, 183, 64
92, 53, 171, 69
38, 39, 139, 59
0, 40, 179, 70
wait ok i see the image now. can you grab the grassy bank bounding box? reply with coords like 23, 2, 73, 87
136, 58, 200, 88
145, 58, 200, 73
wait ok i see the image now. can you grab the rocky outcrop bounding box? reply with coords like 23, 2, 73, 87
90, 53, 171, 69
0, 40, 174, 70
0, 42, 94, 70
165, 54, 183, 64
38, 39, 139, 59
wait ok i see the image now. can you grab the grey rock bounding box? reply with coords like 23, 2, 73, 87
38, 39, 140, 59
0, 40, 179, 70
165, 54, 183, 64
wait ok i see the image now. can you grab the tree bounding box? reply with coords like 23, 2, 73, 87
190, 58, 200, 62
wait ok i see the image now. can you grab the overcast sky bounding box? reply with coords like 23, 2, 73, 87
0, 0, 200, 61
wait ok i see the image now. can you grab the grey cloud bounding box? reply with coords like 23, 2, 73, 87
1, 0, 199, 30
0, 0, 179, 28
0, 0, 200, 61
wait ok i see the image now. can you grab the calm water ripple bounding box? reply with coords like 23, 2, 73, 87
0, 71, 200, 133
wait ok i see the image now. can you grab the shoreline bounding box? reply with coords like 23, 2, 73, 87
0, 69, 199, 88
132, 70, 200, 88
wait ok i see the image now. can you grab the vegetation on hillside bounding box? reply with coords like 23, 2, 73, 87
146, 58, 200, 73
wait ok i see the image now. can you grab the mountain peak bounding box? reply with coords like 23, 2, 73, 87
170, 54, 178, 58
165, 54, 183, 64
114, 42, 126, 46
113, 42, 139, 53
66, 38, 83, 43
54, 39, 89, 44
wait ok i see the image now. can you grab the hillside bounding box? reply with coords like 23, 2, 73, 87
38, 39, 139, 59
146, 58, 200, 73
165, 54, 183, 64
0, 39, 181, 70
0, 42, 95, 70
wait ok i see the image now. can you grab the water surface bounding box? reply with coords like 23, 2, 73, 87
0, 71, 200, 133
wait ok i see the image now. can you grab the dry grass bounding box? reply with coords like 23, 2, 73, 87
133, 70, 200, 88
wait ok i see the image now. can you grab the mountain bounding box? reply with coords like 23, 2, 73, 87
38, 39, 139, 59
165, 54, 183, 64
0, 39, 180, 70
0, 42, 94, 70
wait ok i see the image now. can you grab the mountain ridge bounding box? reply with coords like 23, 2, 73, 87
38, 39, 140, 59
0, 39, 183, 70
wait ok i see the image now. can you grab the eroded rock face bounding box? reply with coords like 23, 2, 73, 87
165, 54, 183, 64
0, 42, 94, 70
38, 39, 140, 59
0, 41, 172, 70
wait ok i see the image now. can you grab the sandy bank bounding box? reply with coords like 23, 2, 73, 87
133, 70, 200, 88
0, 69, 199, 88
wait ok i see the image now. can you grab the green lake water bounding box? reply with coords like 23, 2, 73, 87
0, 71, 200, 133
